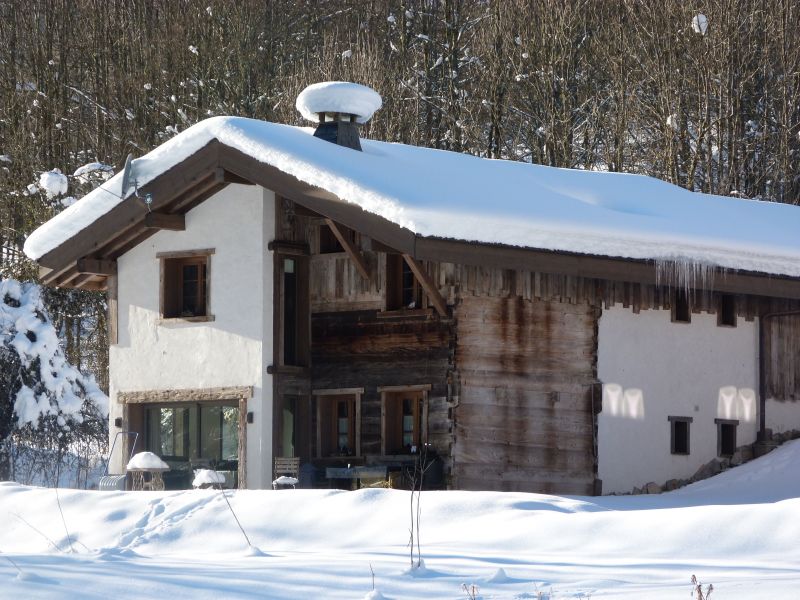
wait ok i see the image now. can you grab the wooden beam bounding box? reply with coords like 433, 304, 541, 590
223, 170, 254, 185
402, 254, 447, 316
76, 258, 116, 276
118, 386, 253, 404
144, 212, 185, 231
72, 273, 97, 287
325, 218, 370, 280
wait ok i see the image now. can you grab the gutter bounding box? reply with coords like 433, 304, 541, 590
757, 309, 800, 441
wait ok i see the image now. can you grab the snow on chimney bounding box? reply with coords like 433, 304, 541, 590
296, 81, 382, 151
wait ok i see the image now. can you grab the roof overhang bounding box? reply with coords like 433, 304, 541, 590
35, 140, 800, 300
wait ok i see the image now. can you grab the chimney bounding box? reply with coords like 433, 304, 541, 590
296, 82, 382, 151
313, 112, 362, 151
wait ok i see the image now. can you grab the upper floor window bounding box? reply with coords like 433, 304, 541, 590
386, 254, 420, 310
269, 242, 309, 367
318, 224, 344, 254
159, 249, 214, 320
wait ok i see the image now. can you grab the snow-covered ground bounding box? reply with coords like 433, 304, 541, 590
2, 441, 799, 599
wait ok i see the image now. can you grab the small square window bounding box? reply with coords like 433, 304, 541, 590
672, 289, 691, 323
718, 294, 737, 327
668, 416, 692, 455
318, 224, 344, 254
715, 419, 738, 457
161, 252, 212, 319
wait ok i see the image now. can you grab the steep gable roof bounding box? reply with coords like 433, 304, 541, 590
24, 116, 800, 295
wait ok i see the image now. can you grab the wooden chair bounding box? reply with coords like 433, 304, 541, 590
273, 457, 300, 488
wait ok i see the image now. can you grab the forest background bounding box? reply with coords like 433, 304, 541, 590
0, 0, 797, 448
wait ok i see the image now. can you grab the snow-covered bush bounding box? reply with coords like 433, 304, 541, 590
0, 278, 108, 482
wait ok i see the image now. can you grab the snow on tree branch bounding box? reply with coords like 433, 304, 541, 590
1, 278, 108, 432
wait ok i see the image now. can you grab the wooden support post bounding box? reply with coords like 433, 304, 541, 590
144, 212, 186, 231
107, 274, 118, 344
325, 218, 370, 280
402, 254, 447, 317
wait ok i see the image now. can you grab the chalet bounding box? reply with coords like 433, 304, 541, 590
24, 82, 800, 495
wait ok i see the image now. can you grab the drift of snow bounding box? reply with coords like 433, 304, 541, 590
22, 116, 800, 279
1, 278, 108, 427
73, 162, 114, 183
692, 13, 709, 35
192, 469, 225, 487
38, 169, 68, 198
126, 452, 169, 470
2, 441, 800, 597
272, 475, 298, 486
295, 81, 382, 123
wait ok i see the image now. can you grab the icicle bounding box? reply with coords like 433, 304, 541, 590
654, 257, 717, 296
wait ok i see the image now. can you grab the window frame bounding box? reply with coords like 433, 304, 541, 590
313, 388, 363, 458
715, 418, 739, 457
158, 248, 215, 322
668, 415, 693, 455
379, 384, 430, 456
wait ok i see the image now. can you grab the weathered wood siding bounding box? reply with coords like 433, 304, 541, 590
763, 303, 800, 402
311, 310, 454, 463
453, 295, 599, 494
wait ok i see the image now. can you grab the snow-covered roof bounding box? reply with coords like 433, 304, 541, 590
23, 116, 800, 278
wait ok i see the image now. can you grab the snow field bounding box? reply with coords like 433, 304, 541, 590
1, 440, 799, 598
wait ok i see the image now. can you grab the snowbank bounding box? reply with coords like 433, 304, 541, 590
0, 441, 798, 598
192, 469, 225, 487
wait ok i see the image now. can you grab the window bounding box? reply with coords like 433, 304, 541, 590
715, 419, 738, 457
672, 289, 691, 323
386, 254, 420, 310
718, 294, 737, 327
159, 250, 213, 320
380, 385, 429, 455
145, 403, 238, 465
273, 249, 309, 367
313, 389, 362, 458
283, 257, 298, 364
668, 416, 692, 455
318, 224, 347, 254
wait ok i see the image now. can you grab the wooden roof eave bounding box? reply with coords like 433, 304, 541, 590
32, 138, 800, 300
37, 140, 227, 290
218, 145, 417, 255
414, 236, 800, 300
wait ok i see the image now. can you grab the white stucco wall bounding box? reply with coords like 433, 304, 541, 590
109, 184, 275, 488
597, 306, 758, 494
